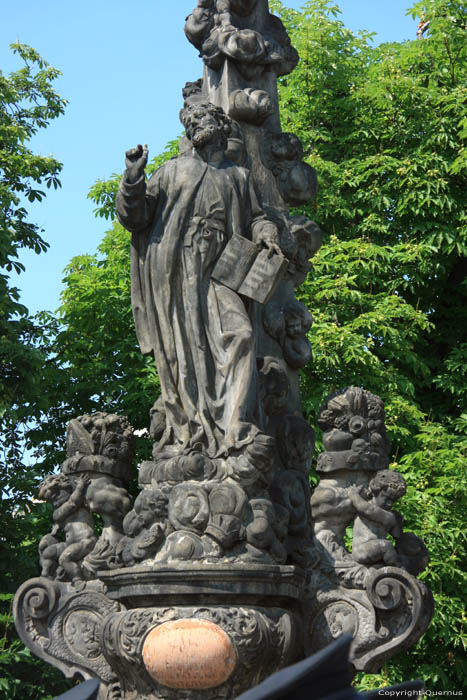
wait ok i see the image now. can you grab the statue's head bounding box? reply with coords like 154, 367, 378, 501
369, 469, 406, 508
180, 102, 232, 149
284, 309, 303, 338
39, 473, 73, 507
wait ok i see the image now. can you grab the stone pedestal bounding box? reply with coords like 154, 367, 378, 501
15, 567, 303, 700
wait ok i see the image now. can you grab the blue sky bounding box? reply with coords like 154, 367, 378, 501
1, 0, 420, 315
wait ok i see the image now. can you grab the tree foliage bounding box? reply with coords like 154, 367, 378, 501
0, 41, 66, 511
1, 40, 65, 577
0, 44, 74, 698
0, 43, 65, 412
2, 1, 466, 695
274, 0, 466, 689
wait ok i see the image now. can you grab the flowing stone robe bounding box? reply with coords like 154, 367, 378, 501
117, 150, 270, 459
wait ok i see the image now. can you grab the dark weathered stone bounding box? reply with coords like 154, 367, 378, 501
14, 2, 433, 698
310, 387, 430, 583
37, 413, 135, 585
305, 388, 433, 671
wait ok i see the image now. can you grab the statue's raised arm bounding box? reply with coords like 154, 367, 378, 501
116, 143, 155, 234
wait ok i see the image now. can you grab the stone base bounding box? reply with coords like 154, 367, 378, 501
103, 604, 301, 699
304, 566, 434, 673
99, 563, 305, 604
14, 566, 304, 700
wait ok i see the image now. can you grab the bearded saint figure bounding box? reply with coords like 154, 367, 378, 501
116, 102, 280, 461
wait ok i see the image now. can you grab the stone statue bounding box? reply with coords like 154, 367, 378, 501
38, 474, 96, 583
117, 101, 282, 465
306, 388, 432, 671
14, 3, 433, 699
309, 387, 429, 583
349, 474, 406, 567
37, 413, 135, 585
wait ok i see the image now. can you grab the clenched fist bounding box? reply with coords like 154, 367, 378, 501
125, 144, 149, 184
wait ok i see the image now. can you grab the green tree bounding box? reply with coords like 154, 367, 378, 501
0, 43, 64, 411
0, 40, 65, 580
0, 43, 71, 699
273, 0, 466, 689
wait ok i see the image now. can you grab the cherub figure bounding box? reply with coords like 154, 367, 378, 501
263, 300, 313, 370
185, 1, 216, 51
349, 470, 406, 568
38, 474, 96, 583
312, 389, 430, 585
287, 215, 322, 286
265, 134, 318, 207
199, 0, 258, 27
283, 307, 313, 369
185, 0, 297, 78
118, 489, 168, 566
81, 478, 132, 577
184, 0, 251, 53
214, 0, 234, 26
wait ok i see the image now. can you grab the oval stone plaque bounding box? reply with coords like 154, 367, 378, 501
142, 618, 236, 689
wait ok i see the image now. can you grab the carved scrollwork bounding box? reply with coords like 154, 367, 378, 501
64, 610, 102, 660
263, 300, 313, 370
21, 578, 58, 620
194, 605, 299, 681
366, 568, 407, 611
305, 550, 434, 672
14, 578, 60, 654
47, 588, 123, 683
14, 579, 123, 685
354, 566, 434, 672
309, 600, 360, 650
213, 607, 267, 670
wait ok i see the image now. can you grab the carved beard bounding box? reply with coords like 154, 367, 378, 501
191, 124, 220, 148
